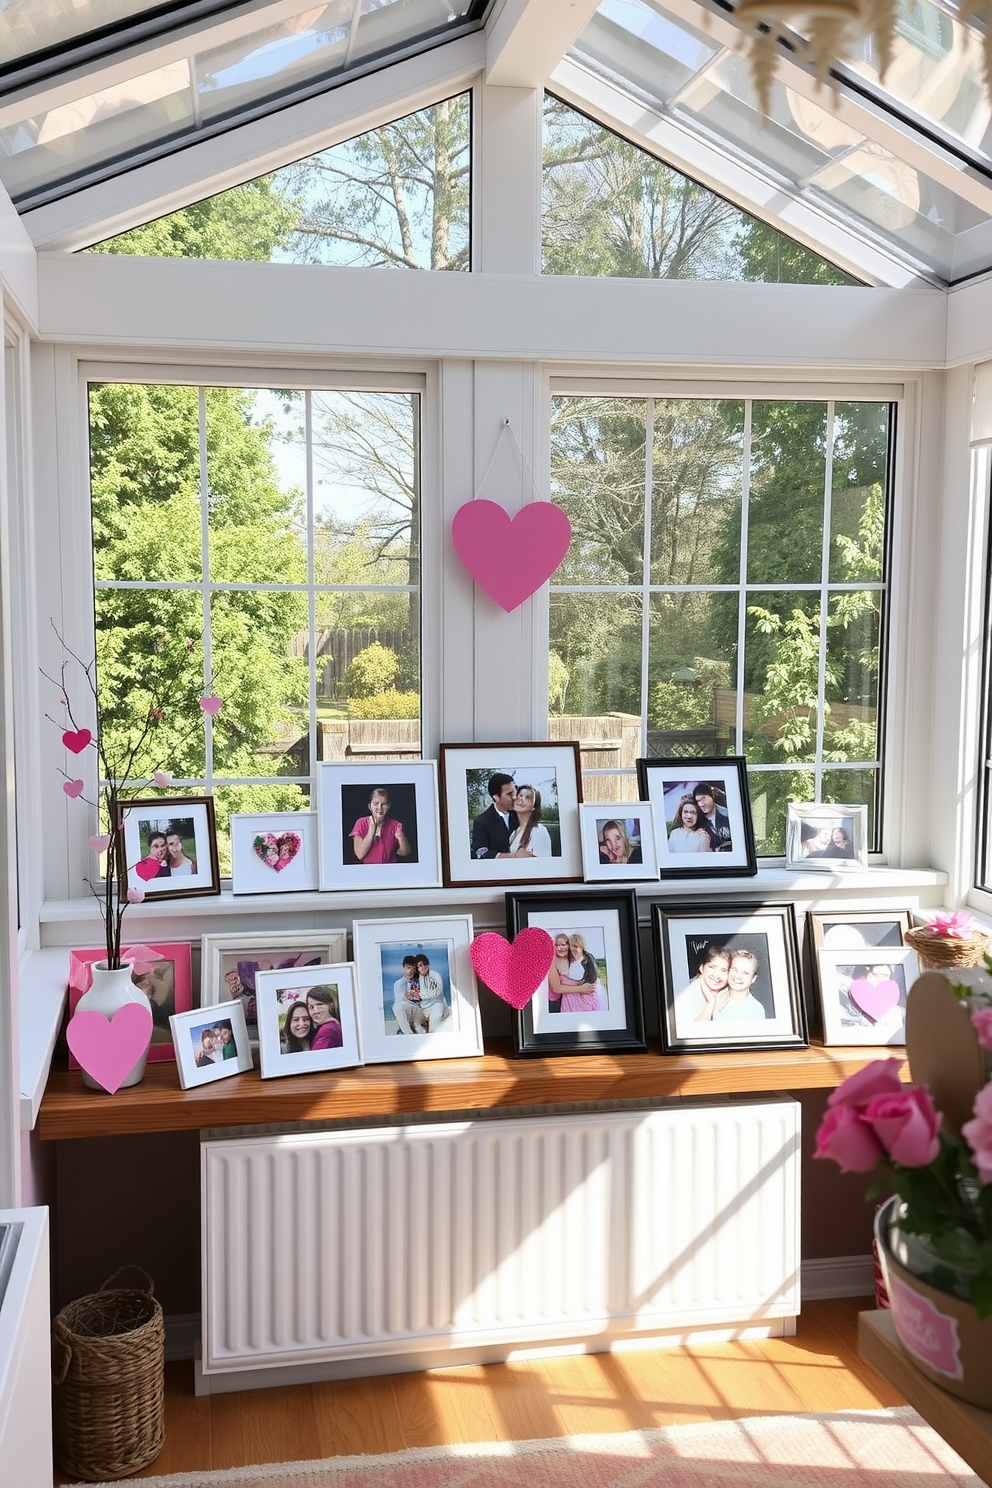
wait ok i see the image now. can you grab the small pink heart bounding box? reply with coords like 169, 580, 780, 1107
134, 857, 161, 881
849, 974, 901, 1022
152, 769, 172, 788
470, 928, 555, 1010
200, 695, 223, 716
66, 1004, 153, 1094
62, 728, 92, 754
89, 834, 112, 853
452, 500, 571, 613
63, 779, 84, 798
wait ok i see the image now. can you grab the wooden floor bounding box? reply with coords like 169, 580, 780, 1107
55, 1300, 905, 1483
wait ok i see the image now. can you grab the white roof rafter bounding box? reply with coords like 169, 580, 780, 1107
485, 0, 601, 86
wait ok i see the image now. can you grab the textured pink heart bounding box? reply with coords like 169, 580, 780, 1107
850, 975, 900, 1022
134, 857, 162, 881
253, 831, 301, 871
452, 500, 572, 612
470, 928, 555, 1010
66, 1004, 153, 1094
63, 779, 84, 798
62, 728, 92, 753
200, 695, 223, 716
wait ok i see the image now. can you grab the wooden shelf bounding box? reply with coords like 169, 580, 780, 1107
859, 1309, 992, 1483
38, 1041, 904, 1141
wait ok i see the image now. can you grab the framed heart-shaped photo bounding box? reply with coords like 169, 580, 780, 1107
230, 811, 318, 895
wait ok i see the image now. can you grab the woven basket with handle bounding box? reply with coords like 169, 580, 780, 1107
51, 1266, 165, 1482
904, 925, 989, 971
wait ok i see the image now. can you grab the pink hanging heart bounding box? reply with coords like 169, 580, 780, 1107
63, 779, 84, 799
470, 928, 555, 1010
850, 974, 901, 1022
200, 695, 223, 716
452, 500, 572, 613
253, 831, 302, 871
89, 833, 112, 853
134, 857, 162, 882
66, 1004, 153, 1094
62, 728, 92, 754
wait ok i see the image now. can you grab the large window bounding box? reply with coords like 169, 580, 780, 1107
548, 394, 893, 855
89, 379, 421, 867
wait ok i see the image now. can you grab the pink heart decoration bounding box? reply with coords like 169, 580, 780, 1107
62, 728, 92, 754
200, 695, 223, 716
452, 500, 572, 613
252, 831, 302, 871
134, 858, 162, 882
63, 779, 84, 798
66, 1004, 153, 1094
850, 975, 901, 1022
89, 834, 112, 853
470, 928, 555, 1010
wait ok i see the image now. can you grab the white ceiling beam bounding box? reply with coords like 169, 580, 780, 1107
0, 182, 38, 328
485, 0, 601, 87
20, 34, 485, 252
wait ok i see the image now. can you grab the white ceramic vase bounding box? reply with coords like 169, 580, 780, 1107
74, 960, 151, 1090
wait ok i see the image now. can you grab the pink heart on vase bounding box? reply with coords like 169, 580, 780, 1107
470, 928, 555, 1010
62, 728, 92, 754
134, 857, 162, 882
63, 779, 84, 798
66, 1004, 153, 1094
252, 831, 302, 871
452, 500, 571, 612
850, 975, 901, 1022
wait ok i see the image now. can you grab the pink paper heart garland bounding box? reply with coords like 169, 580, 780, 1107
63, 779, 84, 798
452, 500, 572, 612
252, 831, 302, 871
66, 1003, 153, 1094
850, 975, 901, 1022
134, 857, 163, 882
470, 928, 555, 1010
62, 728, 92, 753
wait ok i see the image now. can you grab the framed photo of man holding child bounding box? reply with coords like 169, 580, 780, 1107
636, 758, 757, 879
653, 901, 806, 1053
505, 890, 647, 1056
316, 761, 442, 891
352, 915, 484, 1064
254, 962, 363, 1078
439, 742, 583, 887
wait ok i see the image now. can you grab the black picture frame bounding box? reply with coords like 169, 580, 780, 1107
652, 900, 807, 1053
636, 756, 757, 878
504, 889, 647, 1057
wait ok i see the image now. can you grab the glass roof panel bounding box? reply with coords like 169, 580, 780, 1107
575, 0, 719, 105
0, 1, 172, 65
195, 5, 353, 123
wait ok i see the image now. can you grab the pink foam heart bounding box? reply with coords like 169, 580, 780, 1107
134, 857, 162, 881
89, 833, 112, 853
200, 695, 223, 716
63, 779, 84, 798
850, 975, 901, 1022
253, 831, 301, 871
452, 500, 572, 613
62, 728, 92, 754
470, 928, 555, 1010
66, 1004, 153, 1094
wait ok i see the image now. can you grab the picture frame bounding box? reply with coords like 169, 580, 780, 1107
67, 941, 193, 1065
230, 811, 318, 894
785, 802, 869, 870
316, 760, 442, 891
636, 757, 757, 878
439, 742, 583, 887
505, 890, 647, 1057
119, 795, 221, 900
170, 999, 253, 1089
352, 915, 484, 1063
200, 929, 349, 1047
578, 804, 659, 883
806, 909, 911, 955
814, 945, 920, 1046
255, 962, 363, 1078
652, 900, 807, 1053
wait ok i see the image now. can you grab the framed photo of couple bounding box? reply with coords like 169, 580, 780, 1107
317, 761, 442, 891
636, 758, 757, 878
119, 795, 221, 900
439, 743, 583, 887
352, 915, 484, 1064
786, 803, 868, 871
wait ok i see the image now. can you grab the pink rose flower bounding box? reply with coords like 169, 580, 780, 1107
962, 1084, 992, 1185
930, 910, 977, 939
864, 1088, 941, 1167
814, 1103, 885, 1172
972, 1008, 992, 1051
827, 1058, 905, 1112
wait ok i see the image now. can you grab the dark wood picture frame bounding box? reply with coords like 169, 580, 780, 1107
117, 793, 221, 900
636, 756, 757, 879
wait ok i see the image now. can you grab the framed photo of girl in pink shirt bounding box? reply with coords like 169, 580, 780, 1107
316, 760, 442, 891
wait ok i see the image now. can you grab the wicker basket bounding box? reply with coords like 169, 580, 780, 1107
52, 1267, 165, 1482
904, 925, 989, 971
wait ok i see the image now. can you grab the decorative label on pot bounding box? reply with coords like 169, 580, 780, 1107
889, 1274, 964, 1379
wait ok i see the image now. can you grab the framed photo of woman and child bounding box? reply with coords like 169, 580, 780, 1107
316, 761, 442, 891
170, 999, 254, 1089
439, 743, 583, 887
254, 963, 363, 1078
505, 890, 647, 1056
636, 757, 757, 879
652, 901, 806, 1054
352, 915, 484, 1064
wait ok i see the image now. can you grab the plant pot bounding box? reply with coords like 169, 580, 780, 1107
874, 1195, 992, 1410
74, 962, 151, 1091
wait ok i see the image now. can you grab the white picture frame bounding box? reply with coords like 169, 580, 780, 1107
316, 760, 442, 891
200, 929, 349, 1046
170, 998, 253, 1089
254, 962, 363, 1078
785, 802, 869, 870
352, 915, 484, 1064
579, 803, 658, 882
816, 944, 920, 1046
230, 811, 318, 894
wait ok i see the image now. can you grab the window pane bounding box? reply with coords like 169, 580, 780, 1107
824, 593, 880, 763
312, 390, 419, 577
206, 387, 307, 585
647, 593, 737, 757
208, 591, 309, 777
748, 402, 827, 586
551, 396, 646, 584
650, 399, 744, 584
829, 403, 888, 583
821, 767, 880, 851
743, 591, 821, 763
748, 767, 815, 855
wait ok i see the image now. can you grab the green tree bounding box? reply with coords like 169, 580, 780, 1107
90, 178, 300, 259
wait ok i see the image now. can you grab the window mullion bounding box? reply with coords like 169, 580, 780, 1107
815, 403, 836, 797
640, 400, 654, 759
198, 387, 213, 790
306, 391, 317, 802
736, 401, 752, 755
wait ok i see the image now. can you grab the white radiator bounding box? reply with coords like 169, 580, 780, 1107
200, 1099, 800, 1383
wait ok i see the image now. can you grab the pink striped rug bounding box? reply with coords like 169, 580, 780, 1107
79, 1407, 978, 1488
